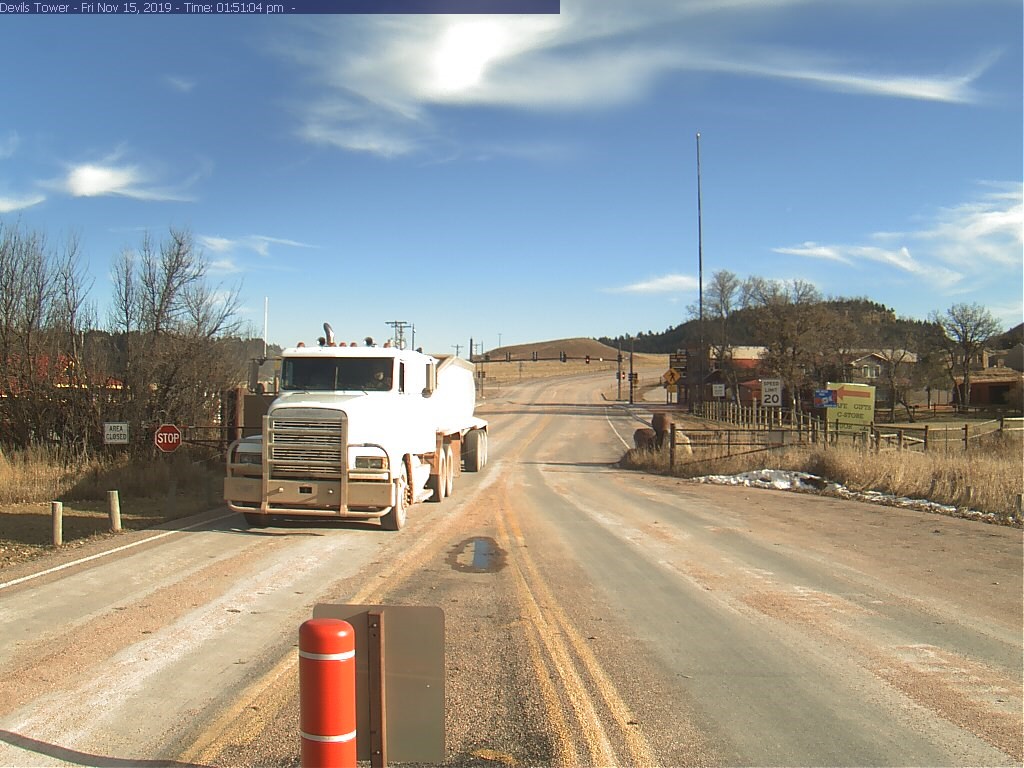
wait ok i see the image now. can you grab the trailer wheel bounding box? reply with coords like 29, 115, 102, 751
381, 463, 409, 531
464, 428, 484, 472
426, 450, 446, 503
243, 512, 269, 528
444, 444, 455, 497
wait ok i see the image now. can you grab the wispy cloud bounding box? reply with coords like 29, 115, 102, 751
0, 131, 19, 159
0, 193, 45, 213
165, 75, 196, 93
198, 233, 318, 259
774, 182, 1022, 294
279, 0, 995, 157
52, 150, 196, 201
611, 274, 699, 294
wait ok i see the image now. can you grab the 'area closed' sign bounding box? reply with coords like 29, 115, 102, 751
154, 423, 183, 453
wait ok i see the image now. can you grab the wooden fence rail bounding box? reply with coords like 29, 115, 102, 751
692, 404, 1022, 454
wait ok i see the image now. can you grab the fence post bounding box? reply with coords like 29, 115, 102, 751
669, 423, 676, 469
963, 423, 969, 452
923, 424, 929, 452
897, 429, 904, 451
51, 501, 63, 547
108, 490, 122, 532
300, 618, 357, 768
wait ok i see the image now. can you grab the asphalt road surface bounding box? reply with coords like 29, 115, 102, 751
0, 371, 1021, 767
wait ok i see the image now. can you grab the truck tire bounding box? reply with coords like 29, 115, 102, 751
464, 428, 484, 472
426, 450, 446, 503
381, 463, 409, 531
444, 444, 455, 497
244, 512, 269, 528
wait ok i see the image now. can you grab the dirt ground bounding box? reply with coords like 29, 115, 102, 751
0, 495, 215, 571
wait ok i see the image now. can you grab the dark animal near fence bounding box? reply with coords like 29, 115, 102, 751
633, 427, 657, 451
651, 412, 673, 449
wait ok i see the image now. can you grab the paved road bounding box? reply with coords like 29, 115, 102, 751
0, 371, 1020, 766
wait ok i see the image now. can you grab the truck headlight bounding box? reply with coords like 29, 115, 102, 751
355, 456, 388, 470
236, 451, 262, 466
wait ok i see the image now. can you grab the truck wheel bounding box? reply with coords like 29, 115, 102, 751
444, 445, 455, 497
464, 429, 483, 472
244, 512, 269, 528
426, 450, 446, 503
381, 463, 409, 531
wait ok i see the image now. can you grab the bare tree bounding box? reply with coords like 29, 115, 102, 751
929, 302, 1003, 409
704, 269, 742, 401
107, 228, 244, 452
0, 222, 96, 454
741, 277, 824, 408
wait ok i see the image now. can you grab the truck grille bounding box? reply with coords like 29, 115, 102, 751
268, 410, 346, 479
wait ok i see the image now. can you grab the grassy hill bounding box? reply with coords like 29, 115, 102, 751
482, 337, 624, 362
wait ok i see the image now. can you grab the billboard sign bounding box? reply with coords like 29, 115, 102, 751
826, 382, 876, 432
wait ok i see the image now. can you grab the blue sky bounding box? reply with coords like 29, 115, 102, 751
1, 0, 1021, 355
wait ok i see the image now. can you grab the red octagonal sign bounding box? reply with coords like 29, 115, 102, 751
155, 423, 183, 453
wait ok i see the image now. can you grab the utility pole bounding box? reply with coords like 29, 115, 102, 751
452, 344, 463, 358
617, 342, 622, 401
386, 320, 410, 349
629, 336, 635, 405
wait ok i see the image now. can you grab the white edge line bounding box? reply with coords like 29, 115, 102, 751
0, 511, 237, 592
605, 407, 631, 449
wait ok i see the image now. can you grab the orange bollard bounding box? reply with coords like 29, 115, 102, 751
300, 618, 357, 768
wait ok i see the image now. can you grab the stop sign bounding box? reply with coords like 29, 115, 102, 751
154, 423, 183, 453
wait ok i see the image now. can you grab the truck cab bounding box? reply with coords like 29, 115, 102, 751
224, 340, 487, 530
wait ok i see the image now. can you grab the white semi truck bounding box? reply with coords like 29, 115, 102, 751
224, 327, 488, 530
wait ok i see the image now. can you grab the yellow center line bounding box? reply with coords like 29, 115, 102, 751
180, 410, 553, 764
506, 508, 660, 767
496, 495, 616, 766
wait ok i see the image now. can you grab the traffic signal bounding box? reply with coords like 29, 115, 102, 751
585, 355, 590, 364
560, 351, 567, 363
532, 350, 538, 362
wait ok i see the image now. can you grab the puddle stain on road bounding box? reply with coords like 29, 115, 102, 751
447, 537, 507, 574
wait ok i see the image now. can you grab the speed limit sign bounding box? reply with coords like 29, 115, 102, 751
761, 379, 782, 407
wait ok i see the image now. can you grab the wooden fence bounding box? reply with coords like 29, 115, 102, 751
689, 402, 1023, 457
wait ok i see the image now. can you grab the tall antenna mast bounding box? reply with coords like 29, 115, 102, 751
696, 131, 705, 408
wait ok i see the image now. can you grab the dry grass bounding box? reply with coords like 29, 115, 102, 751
623, 433, 1024, 524
0, 447, 223, 564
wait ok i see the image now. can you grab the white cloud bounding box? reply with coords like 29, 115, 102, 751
0, 193, 45, 213
613, 274, 699, 294
775, 182, 1022, 295
0, 131, 19, 159
280, 0, 995, 156
165, 76, 195, 93
209, 258, 241, 274
57, 156, 195, 202
773, 242, 852, 265
198, 233, 318, 259
917, 182, 1024, 269
198, 235, 236, 253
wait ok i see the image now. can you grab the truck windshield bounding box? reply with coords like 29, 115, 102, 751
281, 357, 393, 392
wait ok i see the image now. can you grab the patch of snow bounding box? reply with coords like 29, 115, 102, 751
694, 470, 1012, 526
